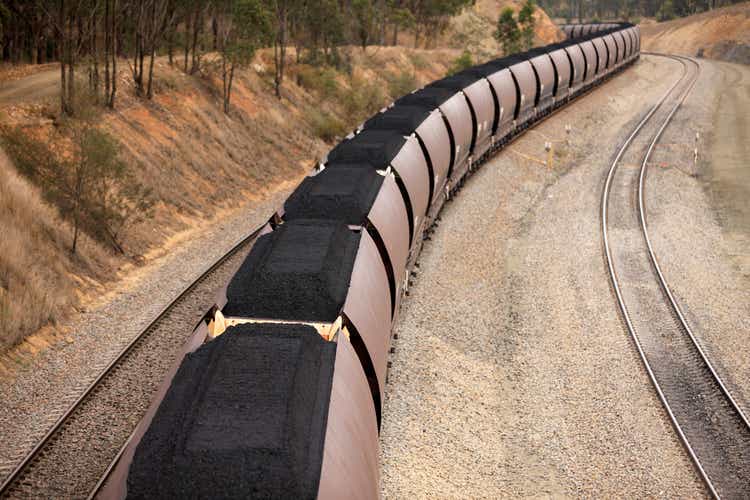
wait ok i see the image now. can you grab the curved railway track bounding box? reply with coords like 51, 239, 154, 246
0, 225, 267, 499
601, 53, 750, 498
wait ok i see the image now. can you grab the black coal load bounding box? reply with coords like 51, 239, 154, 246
283, 167, 384, 225
223, 219, 360, 322
394, 85, 456, 109
126, 323, 336, 500
362, 104, 431, 135
428, 71, 481, 91
325, 129, 407, 169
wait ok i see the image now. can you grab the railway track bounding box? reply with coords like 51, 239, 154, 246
0, 225, 267, 499
601, 53, 750, 498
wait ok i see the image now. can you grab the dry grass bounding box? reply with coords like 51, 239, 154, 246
0, 148, 113, 349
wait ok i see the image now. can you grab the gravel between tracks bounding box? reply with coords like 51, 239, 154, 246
380, 55, 708, 497
0, 186, 294, 486
644, 60, 750, 418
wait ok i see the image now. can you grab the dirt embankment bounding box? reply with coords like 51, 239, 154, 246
0, 46, 455, 352
640, 2, 750, 64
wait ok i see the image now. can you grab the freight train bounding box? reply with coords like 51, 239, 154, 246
99, 22, 640, 499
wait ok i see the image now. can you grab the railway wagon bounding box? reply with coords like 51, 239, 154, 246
395, 86, 475, 187
98, 22, 640, 500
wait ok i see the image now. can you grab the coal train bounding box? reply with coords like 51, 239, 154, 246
100, 22, 640, 499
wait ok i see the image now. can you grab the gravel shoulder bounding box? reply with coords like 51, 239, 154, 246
380, 56, 708, 497
0, 184, 294, 481
644, 59, 750, 416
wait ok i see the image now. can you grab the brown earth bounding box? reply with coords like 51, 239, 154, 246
640, 2, 750, 63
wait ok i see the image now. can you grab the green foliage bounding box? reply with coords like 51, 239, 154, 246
386, 70, 418, 99
297, 65, 340, 99
408, 52, 429, 70
389, 5, 416, 31
306, 109, 346, 142
518, 0, 536, 50
0, 3, 9, 41
0, 126, 153, 253
352, 0, 378, 50
495, 7, 521, 55
221, 0, 273, 66
448, 50, 473, 75
343, 75, 388, 124
657, 0, 676, 20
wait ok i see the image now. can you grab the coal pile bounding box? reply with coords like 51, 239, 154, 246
394, 86, 456, 108
326, 129, 407, 169
283, 167, 384, 225
363, 105, 431, 135
126, 323, 336, 500
223, 219, 360, 322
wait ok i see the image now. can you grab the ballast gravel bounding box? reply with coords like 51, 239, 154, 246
380, 56, 709, 497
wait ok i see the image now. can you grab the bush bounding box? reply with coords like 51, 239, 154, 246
408, 52, 428, 70
342, 75, 387, 124
386, 70, 417, 99
296, 65, 339, 99
0, 126, 153, 254
306, 109, 346, 142
657, 0, 675, 21
448, 50, 473, 75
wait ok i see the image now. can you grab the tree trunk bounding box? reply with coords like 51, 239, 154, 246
109, 0, 118, 108
146, 43, 156, 98
59, 0, 68, 114
274, 7, 287, 99
105, 0, 111, 102
184, 9, 191, 72
190, 3, 201, 74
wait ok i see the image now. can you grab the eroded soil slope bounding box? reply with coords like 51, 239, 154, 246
641, 2, 750, 63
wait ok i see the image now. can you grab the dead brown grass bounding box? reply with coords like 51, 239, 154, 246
0, 147, 113, 349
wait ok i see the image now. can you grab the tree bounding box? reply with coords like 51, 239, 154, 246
495, 7, 520, 55
268, 0, 298, 98
0, 126, 153, 254
352, 0, 377, 50
518, 0, 536, 50
215, 0, 271, 112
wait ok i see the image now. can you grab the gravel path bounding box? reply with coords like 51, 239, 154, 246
380, 56, 708, 497
0, 183, 295, 485
644, 60, 750, 420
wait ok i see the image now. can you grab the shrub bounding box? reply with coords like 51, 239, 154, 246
408, 52, 428, 70
0, 126, 153, 254
386, 70, 417, 99
342, 75, 387, 124
306, 109, 346, 142
448, 50, 474, 75
657, 0, 675, 21
296, 65, 339, 99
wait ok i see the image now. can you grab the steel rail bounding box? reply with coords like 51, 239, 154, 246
637, 56, 750, 434
0, 220, 269, 497
600, 54, 718, 496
